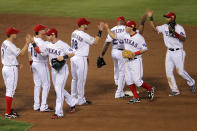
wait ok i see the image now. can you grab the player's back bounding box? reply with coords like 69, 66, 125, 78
106, 25, 125, 49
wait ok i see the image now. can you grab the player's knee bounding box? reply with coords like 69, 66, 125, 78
177, 69, 184, 76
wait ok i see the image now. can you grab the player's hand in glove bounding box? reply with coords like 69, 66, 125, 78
168, 21, 176, 37
122, 50, 135, 59
97, 56, 106, 68
51, 58, 66, 72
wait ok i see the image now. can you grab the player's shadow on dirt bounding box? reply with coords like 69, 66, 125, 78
87, 76, 167, 99
87, 79, 115, 98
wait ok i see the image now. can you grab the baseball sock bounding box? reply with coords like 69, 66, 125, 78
6, 96, 13, 114
141, 82, 152, 91
129, 84, 139, 98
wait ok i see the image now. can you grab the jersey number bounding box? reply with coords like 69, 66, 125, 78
72, 39, 78, 50
31, 47, 37, 57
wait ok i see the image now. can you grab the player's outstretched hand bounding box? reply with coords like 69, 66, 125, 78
147, 9, 153, 18
26, 34, 33, 44
98, 22, 105, 31
104, 23, 109, 30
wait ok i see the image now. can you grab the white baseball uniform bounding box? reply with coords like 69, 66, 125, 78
156, 24, 195, 93
28, 37, 51, 111
1, 40, 20, 98
39, 40, 77, 117
105, 25, 126, 98
116, 32, 147, 87
70, 30, 95, 105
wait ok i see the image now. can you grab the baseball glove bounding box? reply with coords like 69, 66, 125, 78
122, 50, 135, 59
168, 20, 176, 37
51, 58, 66, 72
97, 56, 106, 68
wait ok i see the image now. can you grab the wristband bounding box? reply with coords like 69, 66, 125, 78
134, 51, 141, 56
175, 33, 180, 39
150, 17, 154, 21
97, 30, 102, 37
32, 42, 37, 48
29, 60, 33, 65
63, 55, 68, 59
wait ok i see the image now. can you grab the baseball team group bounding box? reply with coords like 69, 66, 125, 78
0, 10, 196, 119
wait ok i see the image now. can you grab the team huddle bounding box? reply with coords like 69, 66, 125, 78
1, 10, 196, 119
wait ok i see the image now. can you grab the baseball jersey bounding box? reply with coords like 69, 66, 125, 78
1, 40, 21, 66
105, 25, 125, 50
71, 30, 95, 57
116, 32, 147, 58
156, 24, 186, 49
28, 37, 49, 63
41, 40, 74, 66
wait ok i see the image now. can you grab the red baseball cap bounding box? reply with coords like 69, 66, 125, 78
34, 24, 46, 32
46, 28, 58, 36
117, 16, 125, 22
163, 12, 176, 20
77, 18, 91, 26
6, 27, 20, 36
126, 20, 136, 28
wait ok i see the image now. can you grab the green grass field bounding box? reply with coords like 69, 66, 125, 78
0, 117, 32, 131
0, 0, 196, 25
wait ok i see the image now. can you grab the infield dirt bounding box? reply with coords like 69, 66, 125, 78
0, 14, 197, 131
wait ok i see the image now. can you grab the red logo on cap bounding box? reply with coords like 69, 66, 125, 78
77, 18, 91, 26
6, 27, 20, 36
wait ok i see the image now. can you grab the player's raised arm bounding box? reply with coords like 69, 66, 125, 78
147, 9, 157, 32
19, 34, 32, 56
93, 22, 105, 45
138, 14, 147, 34
105, 24, 117, 39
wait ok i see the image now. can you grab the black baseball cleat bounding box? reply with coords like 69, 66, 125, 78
191, 84, 196, 93
81, 100, 92, 105
41, 107, 54, 112
51, 114, 63, 119
128, 98, 141, 104
148, 87, 154, 101
69, 106, 76, 114
10, 109, 19, 117
5, 112, 18, 119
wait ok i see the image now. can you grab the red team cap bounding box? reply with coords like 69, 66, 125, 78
6, 27, 20, 36
77, 18, 91, 26
126, 20, 136, 28
117, 16, 125, 22
46, 28, 58, 36
163, 12, 176, 20
34, 24, 46, 32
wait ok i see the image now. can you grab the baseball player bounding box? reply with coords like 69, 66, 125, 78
70, 18, 104, 105
146, 10, 196, 96
28, 24, 53, 112
99, 15, 147, 98
105, 20, 154, 104
1, 27, 31, 118
32, 28, 77, 119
